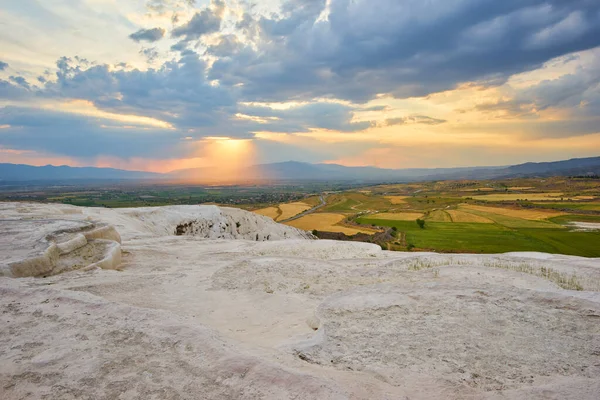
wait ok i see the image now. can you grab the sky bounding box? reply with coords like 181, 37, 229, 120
1, 0, 600, 173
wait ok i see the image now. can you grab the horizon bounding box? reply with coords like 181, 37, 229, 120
5, 155, 600, 175
2, 1, 600, 180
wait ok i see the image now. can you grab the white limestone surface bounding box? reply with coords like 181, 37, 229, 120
1, 202, 599, 399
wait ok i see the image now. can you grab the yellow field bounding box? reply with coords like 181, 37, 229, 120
384, 196, 409, 204
285, 213, 375, 235
464, 187, 496, 192
253, 207, 280, 220
509, 187, 534, 190
277, 202, 312, 221
461, 204, 565, 220
303, 196, 323, 207
466, 193, 564, 201
447, 210, 494, 223
426, 210, 453, 222
368, 212, 424, 221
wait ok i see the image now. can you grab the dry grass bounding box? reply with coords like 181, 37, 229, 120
368, 212, 424, 221
303, 196, 323, 207
447, 210, 494, 223
406, 258, 586, 291
483, 261, 584, 291
277, 202, 312, 221
285, 213, 375, 235
384, 196, 409, 204
509, 187, 534, 190
253, 207, 280, 220
461, 204, 566, 220
465, 193, 564, 201
426, 210, 453, 222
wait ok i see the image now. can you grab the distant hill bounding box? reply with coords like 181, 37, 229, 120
252, 161, 503, 182
2, 156, 599, 183
0, 164, 162, 182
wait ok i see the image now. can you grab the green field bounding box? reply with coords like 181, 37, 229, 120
357, 218, 600, 257
337, 176, 600, 257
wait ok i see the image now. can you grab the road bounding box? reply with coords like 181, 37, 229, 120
279, 195, 326, 223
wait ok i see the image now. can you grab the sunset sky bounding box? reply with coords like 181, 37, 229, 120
1, 0, 600, 172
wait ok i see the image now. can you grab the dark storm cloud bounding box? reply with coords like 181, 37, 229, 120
129, 27, 166, 43
210, 0, 600, 103
0, 61, 8, 71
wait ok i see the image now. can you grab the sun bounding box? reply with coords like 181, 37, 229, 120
178, 137, 258, 184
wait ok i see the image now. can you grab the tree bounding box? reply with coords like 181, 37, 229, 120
416, 219, 426, 229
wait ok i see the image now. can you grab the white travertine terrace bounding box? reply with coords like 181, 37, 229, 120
1, 202, 599, 399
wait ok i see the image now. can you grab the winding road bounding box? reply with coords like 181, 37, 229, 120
279, 195, 326, 223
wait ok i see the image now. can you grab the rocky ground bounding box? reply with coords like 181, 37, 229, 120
1, 202, 599, 399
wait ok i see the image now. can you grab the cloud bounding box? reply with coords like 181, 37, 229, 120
171, 7, 222, 42
3, 0, 600, 169
129, 27, 166, 43
9, 76, 31, 90
0, 106, 185, 159
0, 79, 31, 100
205, 34, 243, 57
210, 0, 600, 103
140, 47, 160, 63
525, 11, 590, 50
146, 0, 196, 15
472, 52, 600, 120
238, 102, 373, 133
385, 115, 447, 126
44, 52, 234, 131
0, 61, 8, 71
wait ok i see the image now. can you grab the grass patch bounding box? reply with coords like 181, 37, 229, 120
550, 214, 600, 224
532, 202, 600, 211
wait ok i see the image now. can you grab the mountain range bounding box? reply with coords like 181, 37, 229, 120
1, 156, 599, 184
